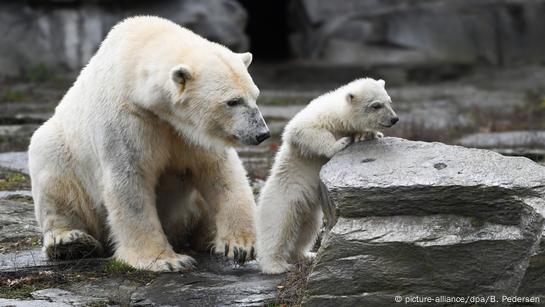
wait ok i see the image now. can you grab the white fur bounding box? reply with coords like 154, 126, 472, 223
29, 16, 261, 271
256, 78, 398, 274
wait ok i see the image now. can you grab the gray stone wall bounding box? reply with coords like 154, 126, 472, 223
289, 0, 545, 67
0, 0, 248, 78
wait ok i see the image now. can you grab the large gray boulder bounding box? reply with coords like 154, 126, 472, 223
304, 137, 545, 306
0, 0, 248, 78
289, 0, 545, 68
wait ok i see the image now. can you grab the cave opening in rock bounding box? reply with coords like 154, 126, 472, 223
239, 0, 292, 62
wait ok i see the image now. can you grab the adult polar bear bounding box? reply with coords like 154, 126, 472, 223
28, 16, 270, 272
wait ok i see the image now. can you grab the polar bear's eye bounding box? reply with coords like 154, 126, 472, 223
226, 98, 244, 107
371, 102, 383, 110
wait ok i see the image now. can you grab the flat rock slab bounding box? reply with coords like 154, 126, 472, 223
457, 130, 545, 161
305, 137, 545, 306
0, 248, 48, 272
131, 255, 283, 307
320, 137, 545, 221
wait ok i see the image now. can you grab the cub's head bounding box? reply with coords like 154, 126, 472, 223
167, 51, 269, 148
345, 78, 399, 131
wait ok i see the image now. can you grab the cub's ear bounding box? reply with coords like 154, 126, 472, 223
240, 52, 253, 68
346, 93, 355, 103
171, 65, 192, 85
378, 79, 385, 87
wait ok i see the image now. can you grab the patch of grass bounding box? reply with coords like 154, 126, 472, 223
102, 260, 135, 274
0, 169, 31, 191
0, 271, 67, 299
102, 259, 157, 283
275, 258, 313, 306
0, 259, 158, 300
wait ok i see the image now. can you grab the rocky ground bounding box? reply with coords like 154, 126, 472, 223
0, 64, 544, 305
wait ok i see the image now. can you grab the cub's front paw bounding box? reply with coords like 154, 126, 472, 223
354, 131, 383, 142
327, 136, 353, 158
116, 248, 196, 272
213, 232, 256, 265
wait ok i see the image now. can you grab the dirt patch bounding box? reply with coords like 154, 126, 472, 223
0, 236, 41, 254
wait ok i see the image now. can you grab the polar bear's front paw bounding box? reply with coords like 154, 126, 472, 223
43, 229, 103, 260
213, 234, 255, 265
259, 258, 294, 274
144, 253, 196, 272
118, 249, 196, 272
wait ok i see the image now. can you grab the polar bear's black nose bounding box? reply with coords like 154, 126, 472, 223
256, 131, 271, 144
390, 117, 399, 125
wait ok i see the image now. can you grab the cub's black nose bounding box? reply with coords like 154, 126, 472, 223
391, 117, 399, 125
256, 131, 271, 144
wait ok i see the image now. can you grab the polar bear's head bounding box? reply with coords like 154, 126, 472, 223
344, 78, 399, 131
166, 51, 269, 148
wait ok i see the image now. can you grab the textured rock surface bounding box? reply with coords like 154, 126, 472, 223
0, 298, 71, 307
519, 235, 545, 302
131, 255, 284, 306
305, 137, 545, 306
31, 288, 109, 306
289, 0, 545, 67
0, 0, 248, 78
0, 198, 39, 248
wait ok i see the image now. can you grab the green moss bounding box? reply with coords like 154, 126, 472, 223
102, 260, 135, 274
539, 98, 545, 110
0, 282, 51, 299
101, 260, 157, 283
0, 169, 31, 191
25, 64, 55, 83
0, 272, 66, 299
4, 90, 25, 102
470, 217, 485, 228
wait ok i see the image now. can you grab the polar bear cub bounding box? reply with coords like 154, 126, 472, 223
256, 78, 398, 274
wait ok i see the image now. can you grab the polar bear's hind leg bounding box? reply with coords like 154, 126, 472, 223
30, 124, 104, 260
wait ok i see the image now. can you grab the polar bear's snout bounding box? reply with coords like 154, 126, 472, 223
235, 107, 270, 145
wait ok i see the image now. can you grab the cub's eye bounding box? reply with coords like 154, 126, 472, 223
226, 98, 244, 107
371, 102, 383, 110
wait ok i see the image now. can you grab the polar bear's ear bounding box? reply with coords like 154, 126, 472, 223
171, 65, 192, 86
346, 93, 355, 103
240, 52, 253, 68
378, 79, 385, 87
